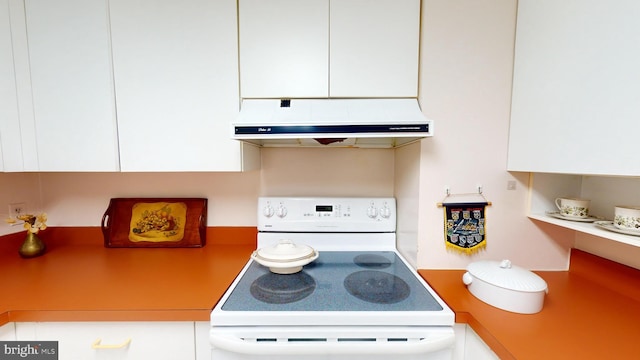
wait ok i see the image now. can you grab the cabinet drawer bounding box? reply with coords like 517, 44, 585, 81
16, 321, 195, 360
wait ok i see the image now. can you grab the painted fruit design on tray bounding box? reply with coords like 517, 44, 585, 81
128, 202, 187, 242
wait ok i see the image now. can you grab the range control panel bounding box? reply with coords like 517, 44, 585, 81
257, 197, 396, 232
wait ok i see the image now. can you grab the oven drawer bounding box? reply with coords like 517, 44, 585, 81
210, 326, 455, 360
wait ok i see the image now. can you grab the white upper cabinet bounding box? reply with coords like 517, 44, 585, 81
110, 0, 258, 171
239, 0, 329, 98
238, 0, 420, 99
24, 0, 120, 171
1, 0, 38, 171
0, 0, 16, 172
329, 0, 420, 98
508, 0, 640, 176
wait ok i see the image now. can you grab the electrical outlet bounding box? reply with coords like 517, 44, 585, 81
8, 202, 26, 219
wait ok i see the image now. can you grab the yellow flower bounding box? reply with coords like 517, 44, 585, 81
9, 213, 47, 234
36, 213, 47, 227
37, 213, 47, 222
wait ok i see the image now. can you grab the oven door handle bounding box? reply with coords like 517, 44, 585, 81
210, 331, 455, 355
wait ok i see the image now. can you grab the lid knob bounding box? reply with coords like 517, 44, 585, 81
499, 259, 512, 269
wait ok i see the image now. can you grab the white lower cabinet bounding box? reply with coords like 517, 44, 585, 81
6, 321, 500, 360
194, 321, 211, 360
453, 324, 499, 360
0, 322, 15, 340
464, 326, 499, 360
15, 321, 196, 360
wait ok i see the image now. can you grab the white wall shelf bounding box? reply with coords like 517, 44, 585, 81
528, 213, 640, 248
528, 173, 640, 249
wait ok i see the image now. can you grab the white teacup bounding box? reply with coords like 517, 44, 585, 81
555, 197, 590, 218
614, 205, 640, 231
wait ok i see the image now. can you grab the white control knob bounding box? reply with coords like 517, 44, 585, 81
367, 205, 378, 218
263, 205, 274, 218
276, 205, 288, 218
380, 205, 391, 218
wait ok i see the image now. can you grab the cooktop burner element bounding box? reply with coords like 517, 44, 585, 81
250, 272, 316, 304
354, 253, 392, 269
344, 270, 410, 304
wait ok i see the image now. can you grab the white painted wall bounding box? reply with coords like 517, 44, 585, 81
0, 148, 393, 235
407, 0, 573, 270
0, 172, 260, 233
0, 173, 42, 236
260, 147, 394, 197
395, 142, 422, 268
37, 172, 260, 227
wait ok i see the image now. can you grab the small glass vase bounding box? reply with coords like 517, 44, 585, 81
19, 232, 46, 258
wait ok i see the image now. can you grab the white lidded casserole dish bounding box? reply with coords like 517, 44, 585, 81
462, 259, 548, 314
251, 239, 319, 274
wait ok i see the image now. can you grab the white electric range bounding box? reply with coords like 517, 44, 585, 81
210, 197, 455, 360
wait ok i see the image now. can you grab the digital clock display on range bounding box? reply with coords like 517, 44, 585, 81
315, 205, 333, 212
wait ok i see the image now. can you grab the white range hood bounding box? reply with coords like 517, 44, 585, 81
232, 98, 433, 148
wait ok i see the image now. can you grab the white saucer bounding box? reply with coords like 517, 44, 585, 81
545, 211, 601, 223
595, 221, 640, 237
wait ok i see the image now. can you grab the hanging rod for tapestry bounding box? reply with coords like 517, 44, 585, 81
437, 185, 492, 207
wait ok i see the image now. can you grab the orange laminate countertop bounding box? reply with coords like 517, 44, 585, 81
4, 228, 640, 359
0, 227, 256, 324
419, 249, 640, 360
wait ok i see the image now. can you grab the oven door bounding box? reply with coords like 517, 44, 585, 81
210, 326, 455, 360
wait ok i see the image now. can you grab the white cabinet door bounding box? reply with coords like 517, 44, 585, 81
194, 321, 211, 360
239, 0, 328, 98
452, 324, 499, 360
508, 0, 640, 176
16, 321, 195, 360
1, 0, 37, 171
238, 0, 420, 99
110, 0, 258, 172
0, 322, 15, 340
329, 0, 420, 97
464, 325, 499, 360
24, 0, 119, 171
0, 0, 16, 172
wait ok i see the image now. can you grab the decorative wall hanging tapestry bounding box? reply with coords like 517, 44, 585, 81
438, 190, 491, 255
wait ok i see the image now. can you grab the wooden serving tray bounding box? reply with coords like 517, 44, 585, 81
101, 198, 207, 248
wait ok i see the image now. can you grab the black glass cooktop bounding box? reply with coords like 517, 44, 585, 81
221, 251, 443, 312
